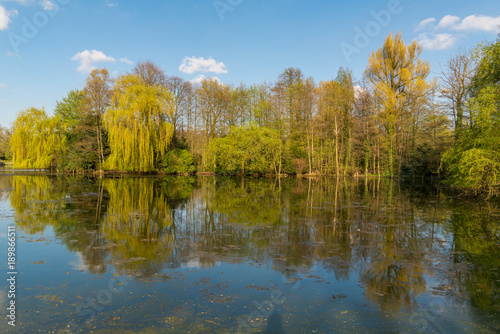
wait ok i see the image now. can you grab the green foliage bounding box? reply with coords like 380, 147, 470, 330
162, 149, 195, 174
54, 90, 104, 171
54, 90, 83, 130
442, 38, 500, 198
207, 125, 282, 175
443, 146, 500, 198
65, 114, 103, 171
281, 137, 308, 174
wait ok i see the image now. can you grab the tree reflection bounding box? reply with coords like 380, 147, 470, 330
445, 202, 500, 311
6, 174, 499, 314
100, 177, 175, 276
10, 176, 68, 234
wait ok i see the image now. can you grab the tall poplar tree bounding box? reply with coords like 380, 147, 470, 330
365, 32, 434, 176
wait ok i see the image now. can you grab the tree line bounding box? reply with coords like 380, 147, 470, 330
1, 32, 499, 196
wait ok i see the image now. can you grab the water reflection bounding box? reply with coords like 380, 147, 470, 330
6, 175, 500, 318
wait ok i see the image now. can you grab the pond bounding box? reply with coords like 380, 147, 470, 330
0, 173, 498, 333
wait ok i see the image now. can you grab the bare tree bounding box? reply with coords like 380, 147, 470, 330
166, 76, 193, 137
440, 49, 477, 136
134, 60, 167, 87
83, 68, 113, 167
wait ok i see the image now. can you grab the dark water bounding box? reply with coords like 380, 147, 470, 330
0, 173, 498, 333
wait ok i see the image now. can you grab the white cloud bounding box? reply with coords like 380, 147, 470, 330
416, 17, 436, 31
454, 15, 500, 32
0, 83, 7, 89
417, 33, 457, 50
119, 57, 133, 65
415, 14, 500, 51
189, 75, 221, 85
431, 14, 500, 32
71, 50, 116, 73
0, 5, 17, 30
179, 56, 227, 74
436, 15, 460, 30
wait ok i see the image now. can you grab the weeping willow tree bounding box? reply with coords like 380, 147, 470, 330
104, 74, 174, 172
10, 107, 67, 169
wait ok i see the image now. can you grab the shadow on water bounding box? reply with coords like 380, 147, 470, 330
264, 310, 286, 334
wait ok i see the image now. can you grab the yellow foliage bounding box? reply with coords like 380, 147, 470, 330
366, 32, 435, 175
104, 74, 175, 172
10, 108, 67, 169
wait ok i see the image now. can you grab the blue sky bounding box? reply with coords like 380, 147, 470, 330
0, 0, 499, 126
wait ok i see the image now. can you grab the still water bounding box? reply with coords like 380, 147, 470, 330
0, 173, 498, 333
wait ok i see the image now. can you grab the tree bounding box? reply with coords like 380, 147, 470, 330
82, 68, 113, 168
196, 78, 232, 140
316, 69, 355, 175
271, 68, 316, 174
55, 90, 103, 171
195, 78, 232, 170
104, 74, 175, 172
440, 49, 477, 137
134, 59, 167, 87
54, 89, 84, 131
165, 76, 192, 139
207, 125, 282, 175
441, 38, 500, 197
365, 32, 434, 176
10, 108, 66, 169
0, 126, 12, 159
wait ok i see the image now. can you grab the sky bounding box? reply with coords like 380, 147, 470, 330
0, 0, 499, 126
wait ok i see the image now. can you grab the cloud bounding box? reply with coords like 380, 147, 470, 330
0, 83, 7, 89
430, 14, 500, 32
179, 56, 227, 74
415, 14, 500, 51
189, 75, 221, 85
119, 57, 133, 65
436, 15, 460, 30
454, 15, 500, 32
0, 5, 17, 30
417, 33, 457, 50
71, 50, 116, 73
416, 18, 436, 31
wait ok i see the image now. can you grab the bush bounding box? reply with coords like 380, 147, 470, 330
207, 125, 282, 175
162, 149, 195, 174
443, 148, 500, 198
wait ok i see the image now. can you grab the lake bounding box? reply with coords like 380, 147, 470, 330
0, 172, 498, 333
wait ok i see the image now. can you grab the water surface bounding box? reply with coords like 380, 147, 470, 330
0, 173, 498, 333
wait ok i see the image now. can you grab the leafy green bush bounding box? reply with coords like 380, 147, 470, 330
162, 149, 195, 174
207, 125, 282, 175
442, 147, 500, 198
